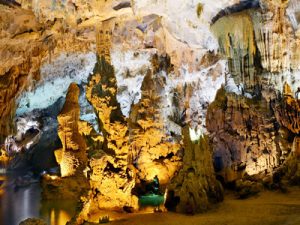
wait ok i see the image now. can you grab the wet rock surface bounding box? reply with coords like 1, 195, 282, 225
19, 218, 47, 225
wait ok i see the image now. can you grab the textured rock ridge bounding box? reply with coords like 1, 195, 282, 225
166, 126, 223, 214
80, 26, 138, 219
55, 82, 87, 177
275, 83, 300, 135
207, 87, 293, 179
41, 82, 89, 200
129, 63, 181, 189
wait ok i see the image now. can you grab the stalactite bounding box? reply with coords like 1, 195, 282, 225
212, 11, 259, 91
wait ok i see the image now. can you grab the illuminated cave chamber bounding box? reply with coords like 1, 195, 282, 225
39, 21, 224, 220
4, 53, 97, 172
207, 0, 300, 188
0, 0, 300, 224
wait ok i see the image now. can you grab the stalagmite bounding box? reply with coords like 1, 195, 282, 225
55, 83, 87, 177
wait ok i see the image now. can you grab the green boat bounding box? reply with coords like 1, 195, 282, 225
139, 194, 164, 207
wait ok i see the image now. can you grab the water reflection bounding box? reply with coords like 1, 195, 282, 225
0, 176, 40, 225
41, 200, 76, 225
0, 174, 76, 225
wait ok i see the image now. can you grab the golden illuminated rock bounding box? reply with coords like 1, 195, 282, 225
275, 83, 300, 134
292, 137, 300, 157
0, 4, 93, 142
55, 83, 87, 177
81, 28, 138, 217
283, 82, 293, 97
96, 22, 112, 64
19, 218, 47, 225
42, 82, 90, 201
129, 68, 182, 186
0, 148, 9, 166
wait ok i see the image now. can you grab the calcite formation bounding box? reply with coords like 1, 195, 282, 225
207, 87, 292, 179
55, 83, 87, 177
275, 83, 300, 135
129, 62, 182, 187
212, 0, 300, 92
81, 26, 139, 216
1, 1, 300, 224
166, 127, 223, 213
212, 11, 258, 90
257, 0, 300, 73
42, 83, 89, 200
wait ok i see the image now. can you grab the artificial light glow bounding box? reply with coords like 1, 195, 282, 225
44, 174, 59, 180
189, 127, 203, 141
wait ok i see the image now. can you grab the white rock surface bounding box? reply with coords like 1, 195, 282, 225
16, 52, 97, 115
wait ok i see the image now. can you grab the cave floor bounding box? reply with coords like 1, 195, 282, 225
91, 186, 300, 225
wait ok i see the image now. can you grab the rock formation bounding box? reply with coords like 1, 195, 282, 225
0, 1, 300, 224
166, 127, 223, 213
208, 0, 300, 186
207, 87, 293, 181
79, 25, 138, 220
127, 62, 182, 202
19, 218, 47, 225
42, 82, 89, 200
55, 83, 87, 177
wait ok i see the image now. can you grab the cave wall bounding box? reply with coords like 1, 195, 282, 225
1, 0, 300, 222
207, 0, 300, 182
